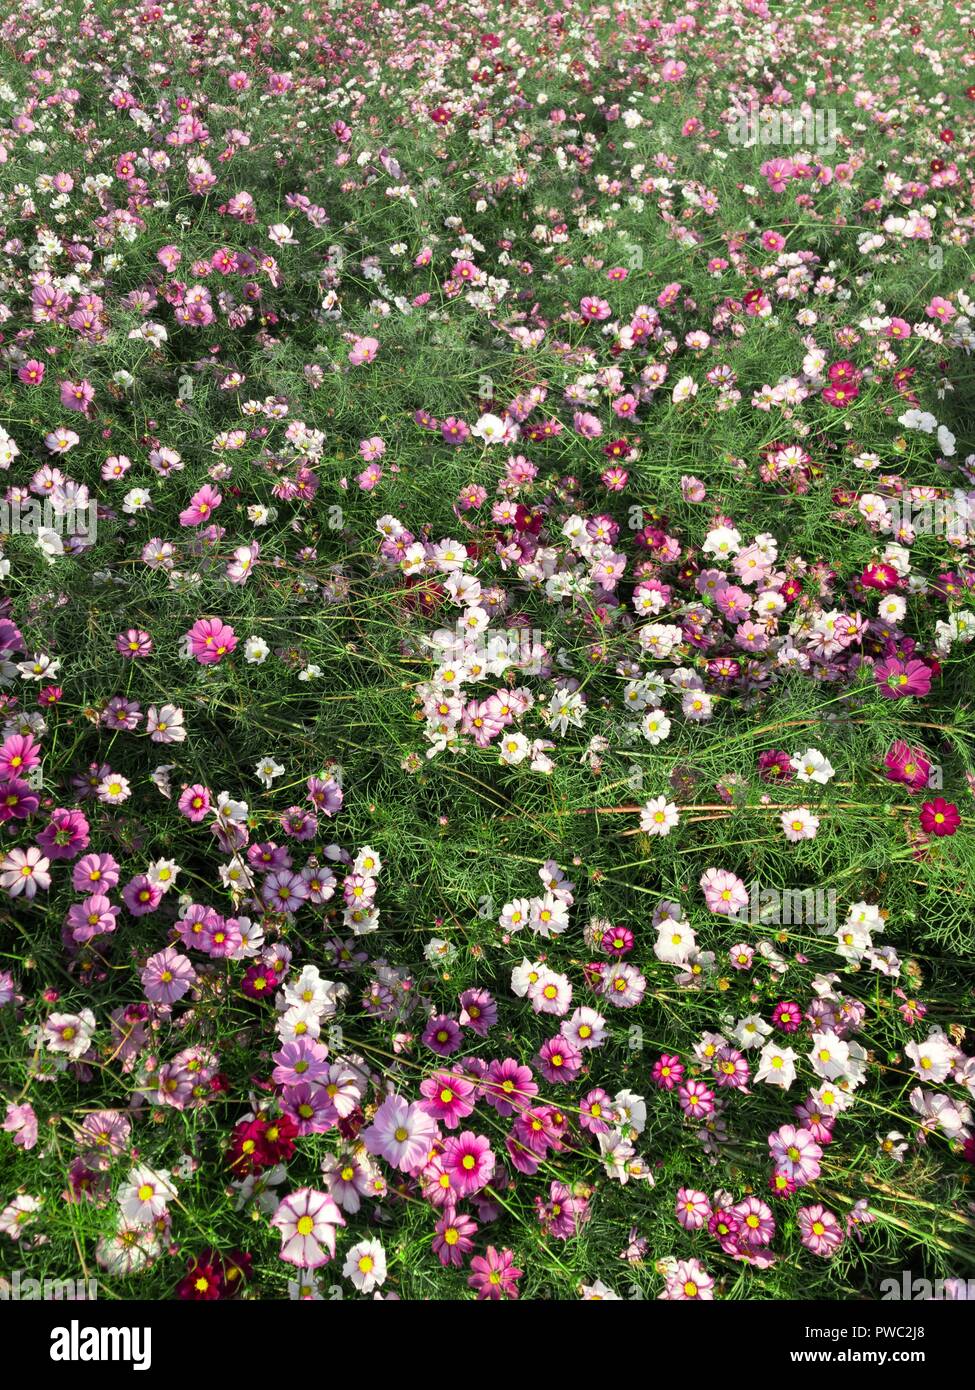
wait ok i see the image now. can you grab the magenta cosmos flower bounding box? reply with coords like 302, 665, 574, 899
37, 808, 90, 860
179, 484, 223, 527
467, 1246, 523, 1300
361, 1094, 438, 1172
652, 1054, 685, 1090
441, 1131, 495, 1197
422, 1014, 463, 1055
0, 779, 38, 822
874, 657, 932, 699
884, 740, 931, 792
418, 1071, 477, 1130
0, 734, 41, 779
481, 1057, 538, 1116
141, 947, 197, 1004
536, 1034, 583, 1083
920, 798, 960, 836
432, 1209, 477, 1268
186, 618, 237, 665
271, 1188, 346, 1268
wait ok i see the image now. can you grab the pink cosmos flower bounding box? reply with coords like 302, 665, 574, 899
798, 1203, 845, 1257
676, 1187, 712, 1231
66, 894, 119, 943
0, 734, 41, 779
3, 1102, 38, 1150
769, 1124, 823, 1185
72, 853, 120, 892
678, 1080, 715, 1119
186, 618, 237, 664
441, 1131, 495, 1197
178, 784, 211, 822
59, 379, 94, 413
141, 947, 197, 1004
348, 335, 379, 366
661, 1259, 714, 1300
467, 1245, 522, 1300
123, 876, 163, 916
700, 867, 748, 915
179, 484, 222, 527
37, 808, 90, 860
925, 296, 955, 323
17, 360, 44, 386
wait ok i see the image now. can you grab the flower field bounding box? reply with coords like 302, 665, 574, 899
1, 0, 975, 1307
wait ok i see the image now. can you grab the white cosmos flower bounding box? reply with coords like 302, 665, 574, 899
255, 757, 285, 788
640, 796, 679, 836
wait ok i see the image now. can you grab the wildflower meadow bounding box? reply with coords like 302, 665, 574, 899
1, 0, 974, 1330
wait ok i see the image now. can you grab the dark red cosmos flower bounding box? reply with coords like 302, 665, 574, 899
513, 504, 543, 534
241, 963, 278, 999
177, 1248, 252, 1300
780, 577, 802, 603
227, 1117, 270, 1175
177, 1253, 224, 1301
403, 576, 446, 615
919, 798, 960, 837
603, 438, 633, 461
261, 1113, 298, 1162
429, 105, 451, 125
